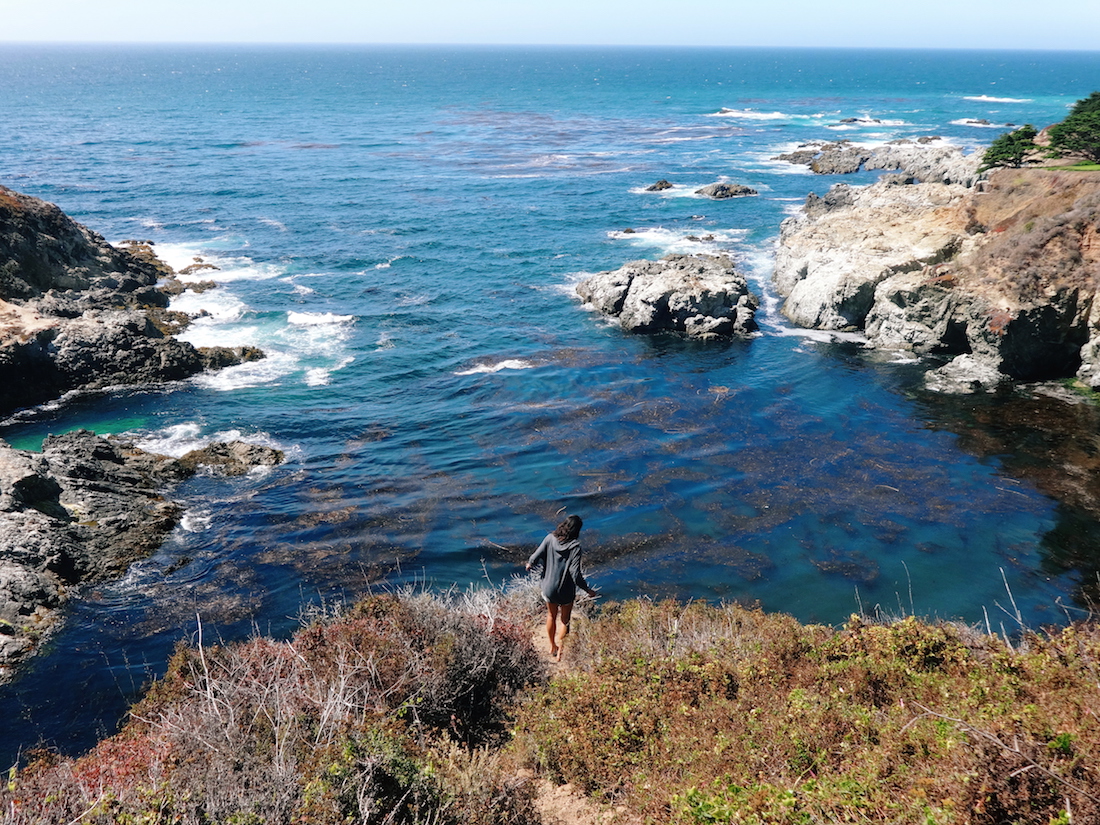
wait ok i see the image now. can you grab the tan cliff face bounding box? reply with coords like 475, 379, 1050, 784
956, 169, 1100, 305
775, 165, 1100, 391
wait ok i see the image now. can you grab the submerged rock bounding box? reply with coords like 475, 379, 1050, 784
0, 430, 285, 680
178, 440, 285, 476
577, 254, 758, 337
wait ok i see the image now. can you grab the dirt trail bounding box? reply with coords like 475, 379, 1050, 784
525, 622, 639, 825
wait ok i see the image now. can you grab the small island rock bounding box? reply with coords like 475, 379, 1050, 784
577, 254, 758, 337
695, 183, 758, 199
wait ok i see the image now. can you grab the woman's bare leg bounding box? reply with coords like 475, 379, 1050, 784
546, 603, 561, 658
554, 603, 574, 661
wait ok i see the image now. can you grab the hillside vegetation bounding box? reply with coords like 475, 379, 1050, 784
2, 591, 1098, 825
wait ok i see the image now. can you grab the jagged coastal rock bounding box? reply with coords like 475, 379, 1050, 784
645, 179, 674, 191
695, 182, 758, 199
773, 146, 1100, 392
774, 179, 972, 330
0, 430, 284, 679
0, 185, 263, 414
775, 140, 981, 187
577, 254, 758, 337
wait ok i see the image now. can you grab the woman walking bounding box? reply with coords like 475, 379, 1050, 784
526, 514, 599, 661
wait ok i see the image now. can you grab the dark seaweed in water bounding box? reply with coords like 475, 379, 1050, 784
917, 383, 1100, 609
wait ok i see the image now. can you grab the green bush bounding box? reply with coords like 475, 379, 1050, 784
979, 124, 1038, 171
513, 601, 1100, 824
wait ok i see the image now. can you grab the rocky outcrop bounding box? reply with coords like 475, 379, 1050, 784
695, 183, 758, 199
577, 254, 758, 337
645, 179, 674, 191
0, 430, 284, 679
774, 140, 981, 186
0, 185, 263, 414
775, 179, 972, 330
774, 164, 1100, 392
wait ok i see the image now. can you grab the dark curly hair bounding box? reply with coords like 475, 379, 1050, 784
553, 514, 583, 543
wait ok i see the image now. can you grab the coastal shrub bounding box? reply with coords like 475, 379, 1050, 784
979, 124, 1038, 172
6, 592, 1100, 825
0, 588, 545, 825
513, 600, 1100, 824
1048, 92, 1100, 164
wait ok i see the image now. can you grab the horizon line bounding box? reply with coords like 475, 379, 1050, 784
1, 41, 1098, 54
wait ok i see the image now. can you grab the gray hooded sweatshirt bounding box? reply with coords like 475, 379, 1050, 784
527, 532, 590, 605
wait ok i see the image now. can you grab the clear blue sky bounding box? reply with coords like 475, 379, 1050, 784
2, 0, 1097, 51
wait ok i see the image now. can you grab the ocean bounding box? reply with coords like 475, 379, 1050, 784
1, 44, 1099, 761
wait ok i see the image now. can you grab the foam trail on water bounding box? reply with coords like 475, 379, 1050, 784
455, 359, 536, 375
963, 95, 1032, 103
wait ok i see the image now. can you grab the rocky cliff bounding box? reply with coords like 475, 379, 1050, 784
773, 155, 1100, 392
0, 185, 261, 414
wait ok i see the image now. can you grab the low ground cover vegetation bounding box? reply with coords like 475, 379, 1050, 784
3, 592, 1098, 824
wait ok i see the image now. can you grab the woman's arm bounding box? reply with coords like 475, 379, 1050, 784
570, 547, 599, 597
526, 534, 550, 571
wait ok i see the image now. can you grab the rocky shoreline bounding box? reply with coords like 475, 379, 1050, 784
0, 431, 283, 679
0, 186, 282, 679
0, 185, 262, 415
772, 144, 1100, 392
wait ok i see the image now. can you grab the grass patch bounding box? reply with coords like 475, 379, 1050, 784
1044, 162, 1100, 171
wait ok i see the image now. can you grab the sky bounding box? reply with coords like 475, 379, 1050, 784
0, 0, 1098, 51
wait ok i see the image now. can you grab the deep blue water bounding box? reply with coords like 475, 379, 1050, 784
2, 45, 1099, 763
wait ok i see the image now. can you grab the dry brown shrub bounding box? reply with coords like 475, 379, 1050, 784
1, 587, 546, 825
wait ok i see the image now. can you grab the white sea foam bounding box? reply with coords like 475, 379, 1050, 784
963, 95, 1032, 103
258, 217, 288, 231
180, 510, 213, 532
651, 133, 724, 144
192, 352, 300, 390
305, 356, 355, 387
607, 226, 747, 256
708, 108, 791, 120
771, 326, 868, 344
455, 359, 536, 375
287, 311, 356, 326
886, 353, 921, 364
170, 288, 247, 323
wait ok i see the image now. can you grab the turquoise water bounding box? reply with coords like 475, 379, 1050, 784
1, 45, 1099, 761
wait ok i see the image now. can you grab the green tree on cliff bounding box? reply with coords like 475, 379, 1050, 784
1048, 91, 1100, 164
979, 124, 1038, 171
1067, 90, 1100, 116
